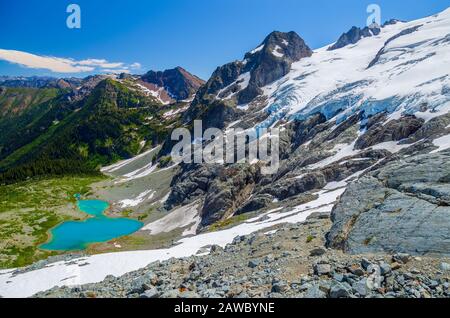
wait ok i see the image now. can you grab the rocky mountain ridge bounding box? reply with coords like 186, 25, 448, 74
183, 31, 312, 128
141, 66, 205, 104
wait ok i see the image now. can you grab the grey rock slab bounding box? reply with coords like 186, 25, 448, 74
327, 150, 450, 256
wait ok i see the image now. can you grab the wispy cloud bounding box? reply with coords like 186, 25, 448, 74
0, 49, 141, 74
76, 59, 125, 69
130, 62, 142, 70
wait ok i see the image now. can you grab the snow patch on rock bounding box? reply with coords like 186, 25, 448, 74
118, 190, 155, 208
431, 134, 450, 153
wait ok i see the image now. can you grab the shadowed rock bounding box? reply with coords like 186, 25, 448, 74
355, 115, 424, 149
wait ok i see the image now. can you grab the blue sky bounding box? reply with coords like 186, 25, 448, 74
0, 0, 448, 80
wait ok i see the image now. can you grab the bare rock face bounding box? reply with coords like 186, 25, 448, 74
165, 163, 261, 227
328, 24, 381, 51
326, 150, 450, 256
141, 67, 205, 102
407, 113, 450, 142
236, 194, 274, 215
355, 115, 424, 149
201, 164, 260, 226
165, 164, 222, 210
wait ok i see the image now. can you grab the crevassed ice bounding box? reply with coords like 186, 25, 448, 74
257, 9, 450, 128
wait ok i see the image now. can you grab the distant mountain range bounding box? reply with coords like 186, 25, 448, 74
0, 67, 203, 183
0, 66, 205, 102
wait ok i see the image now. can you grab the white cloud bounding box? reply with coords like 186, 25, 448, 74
0, 49, 140, 74
77, 59, 125, 69
130, 62, 142, 70
0, 49, 93, 73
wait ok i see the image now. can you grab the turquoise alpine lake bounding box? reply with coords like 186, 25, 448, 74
40, 200, 143, 251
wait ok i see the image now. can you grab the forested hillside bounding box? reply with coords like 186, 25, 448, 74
0, 79, 183, 184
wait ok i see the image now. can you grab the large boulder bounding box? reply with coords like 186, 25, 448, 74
327, 150, 450, 256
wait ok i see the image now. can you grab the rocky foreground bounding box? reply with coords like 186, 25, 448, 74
36, 212, 450, 298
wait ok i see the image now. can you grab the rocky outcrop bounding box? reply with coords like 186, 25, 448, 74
259, 152, 383, 202
406, 113, 450, 142
236, 194, 275, 214
165, 163, 261, 227
355, 115, 424, 149
290, 113, 329, 149
260, 172, 327, 201
201, 164, 260, 226
165, 164, 222, 210
239, 31, 312, 103
327, 150, 450, 256
328, 24, 381, 51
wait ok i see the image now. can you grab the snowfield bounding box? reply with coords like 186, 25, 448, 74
258, 8, 450, 129
100, 147, 158, 174
431, 133, 450, 153
118, 190, 155, 208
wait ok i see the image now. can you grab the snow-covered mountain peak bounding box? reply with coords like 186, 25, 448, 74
254, 7, 450, 130
183, 31, 313, 123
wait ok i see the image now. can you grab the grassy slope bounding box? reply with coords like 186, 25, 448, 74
0, 88, 63, 159
0, 87, 60, 117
